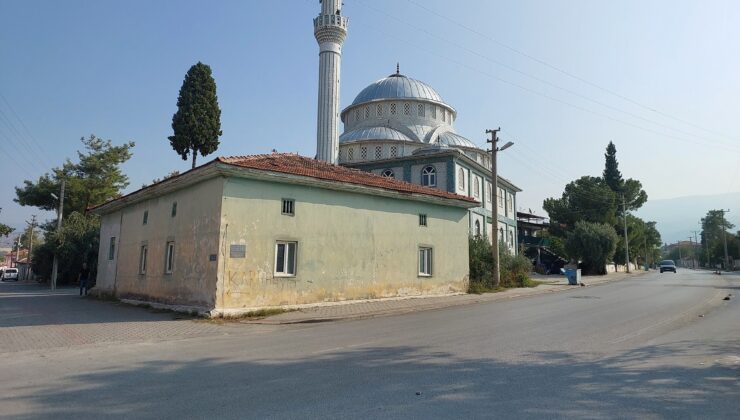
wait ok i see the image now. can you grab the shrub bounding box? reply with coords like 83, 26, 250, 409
468, 236, 534, 291
565, 221, 618, 275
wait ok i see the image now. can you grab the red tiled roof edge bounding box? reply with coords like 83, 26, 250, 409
217, 154, 478, 204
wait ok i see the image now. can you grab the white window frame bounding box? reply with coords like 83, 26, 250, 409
139, 245, 148, 274
486, 183, 492, 203
422, 166, 437, 187
419, 247, 433, 276
381, 169, 394, 178
474, 177, 480, 198
165, 241, 175, 274
458, 168, 465, 190
275, 241, 297, 277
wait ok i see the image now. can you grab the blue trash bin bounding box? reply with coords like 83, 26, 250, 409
565, 268, 579, 285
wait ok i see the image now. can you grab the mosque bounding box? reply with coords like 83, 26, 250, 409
315, 1, 521, 252
89, 1, 521, 314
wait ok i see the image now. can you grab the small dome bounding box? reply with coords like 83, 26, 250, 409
436, 132, 479, 149
351, 74, 445, 106
340, 126, 413, 143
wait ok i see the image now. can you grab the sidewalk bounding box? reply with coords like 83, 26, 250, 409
248, 269, 650, 324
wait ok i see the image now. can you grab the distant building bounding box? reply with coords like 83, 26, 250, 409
517, 211, 566, 274
90, 154, 476, 314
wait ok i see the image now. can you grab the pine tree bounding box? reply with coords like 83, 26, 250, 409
169, 62, 222, 169
603, 141, 623, 192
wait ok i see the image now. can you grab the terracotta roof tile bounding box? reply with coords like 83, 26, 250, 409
218, 153, 477, 203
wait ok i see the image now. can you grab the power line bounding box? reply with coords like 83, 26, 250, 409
402, 0, 739, 144
0, 93, 55, 167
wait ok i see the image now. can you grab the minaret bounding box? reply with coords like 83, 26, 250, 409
314, 0, 348, 164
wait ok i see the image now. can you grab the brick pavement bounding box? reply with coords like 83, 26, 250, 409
0, 281, 233, 354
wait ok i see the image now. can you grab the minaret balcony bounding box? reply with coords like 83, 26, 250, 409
313, 14, 349, 30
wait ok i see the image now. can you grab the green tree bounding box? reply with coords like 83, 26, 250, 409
565, 221, 619, 275
0, 223, 13, 238
15, 135, 135, 216
701, 210, 735, 266
169, 62, 222, 169
603, 141, 623, 192
543, 176, 618, 233
32, 212, 99, 283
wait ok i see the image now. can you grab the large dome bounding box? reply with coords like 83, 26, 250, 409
351, 73, 445, 106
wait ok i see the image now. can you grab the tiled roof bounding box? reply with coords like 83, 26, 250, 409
218, 154, 477, 203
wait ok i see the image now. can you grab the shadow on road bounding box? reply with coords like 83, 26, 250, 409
4, 340, 738, 419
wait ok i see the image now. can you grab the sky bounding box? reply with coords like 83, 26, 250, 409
1, 0, 739, 242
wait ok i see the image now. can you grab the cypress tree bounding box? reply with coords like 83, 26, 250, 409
603, 141, 623, 192
169, 62, 222, 169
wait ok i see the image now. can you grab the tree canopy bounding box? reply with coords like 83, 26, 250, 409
565, 221, 619, 275
543, 176, 618, 233
169, 62, 222, 169
15, 135, 135, 216
603, 141, 623, 192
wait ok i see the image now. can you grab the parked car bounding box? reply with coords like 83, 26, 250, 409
2, 268, 19, 281
659, 260, 677, 273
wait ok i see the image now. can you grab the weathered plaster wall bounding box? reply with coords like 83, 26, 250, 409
217, 177, 470, 311
97, 177, 224, 309
95, 212, 122, 293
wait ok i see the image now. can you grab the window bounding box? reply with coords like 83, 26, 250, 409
171, 202, 177, 217
375, 146, 382, 159
417, 103, 424, 117
486, 183, 492, 203
165, 241, 175, 274
507, 192, 514, 216
508, 230, 514, 247
381, 169, 394, 178
431, 106, 436, 119
275, 241, 297, 276
139, 245, 148, 274
348, 147, 354, 161
360, 146, 368, 160
282, 198, 295, 216
474, 177, 480, 198
390, 103, 397, 115
474, 220, 481, 237
419, 247, 433, 276
376, 103, 383, 117
390, 145, 398, 157
404, 102, 411, 115
142, 210, 148, 225
421, 166, 437, 187
458, 168, 465, 190
364, 106, 369, 119
354, 109, 360, 122
419, 214, 427, 226
108, 237, 116, 260
442, 109, 446, 122
498, 187, 505, 209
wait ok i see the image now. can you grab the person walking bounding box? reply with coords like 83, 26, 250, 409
78, 262, 90, 296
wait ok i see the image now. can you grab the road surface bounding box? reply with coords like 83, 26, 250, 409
1, 270, 738, 419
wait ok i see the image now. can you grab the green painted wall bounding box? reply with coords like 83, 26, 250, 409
217, 177, 470, 311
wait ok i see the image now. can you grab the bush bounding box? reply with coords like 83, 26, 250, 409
565, 221, 618, 275
468, 236, 534, 292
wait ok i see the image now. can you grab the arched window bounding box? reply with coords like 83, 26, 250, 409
390, 103, 397, 115
364, 106, 369, 119
417, 103, 425, 117
376, 103, 383, 117
458, 168, 465, 190
474, 220, 481, 237
404, 102, 411, 115
474, 177, 480, 198
381, 169, 394, 178
375, 146, 382, 159
421, 166, 436, 187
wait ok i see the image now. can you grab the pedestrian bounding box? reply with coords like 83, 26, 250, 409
79, 262, 90, 296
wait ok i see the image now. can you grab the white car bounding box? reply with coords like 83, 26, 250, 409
2, 268, 19, 281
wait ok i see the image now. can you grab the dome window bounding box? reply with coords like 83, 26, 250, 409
376, 104, 383, 117
417, 103, 424, 117
348, 147, 354, 161
375, 146, 382, 159
404, 102, 411, 116
390, 103, 397, 115
442, 109, 446, 122
360, 146, 368, 160
421, 166, 437, 187
381, 169, 394, 178
364, 106, 369, 119
431, 106, 436, 119
354, 109, 360, 122
390, 145, 398, 157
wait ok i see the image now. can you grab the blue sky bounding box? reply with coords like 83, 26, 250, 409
1, 0, 739, 239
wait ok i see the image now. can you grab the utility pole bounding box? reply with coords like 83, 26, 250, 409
50, 180, 65, 291
644, 237, 648, 271
622, 194, 630, 273
486, 128, 514, 287
678, 241, 683, 267
688, 236, 695, 269
721, 209, 731, 271
25, 215, 37, 281
691, 230, 701, 268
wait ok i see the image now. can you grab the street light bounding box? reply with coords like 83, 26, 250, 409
486, 128, 514, 287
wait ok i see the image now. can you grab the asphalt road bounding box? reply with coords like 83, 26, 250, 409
1, 270, 738, 419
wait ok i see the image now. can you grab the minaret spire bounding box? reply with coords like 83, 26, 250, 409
314, 0, 348, 164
